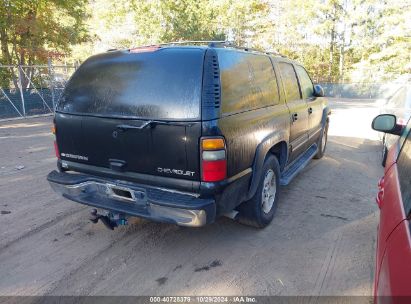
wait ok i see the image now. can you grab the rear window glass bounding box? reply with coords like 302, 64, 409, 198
57, 48, 204, 120
216, 49, 279, 115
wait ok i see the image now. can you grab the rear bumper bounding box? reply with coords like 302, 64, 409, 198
47, 170, 216, 227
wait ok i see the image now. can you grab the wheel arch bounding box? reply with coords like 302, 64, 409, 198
322, 106, 331, 127
246, 130, 289, 200
269, 141, 288, 172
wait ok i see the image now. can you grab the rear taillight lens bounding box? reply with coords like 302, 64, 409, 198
52, 122, 60, 159
201, 138, 227, 182
54, 141, 60, 159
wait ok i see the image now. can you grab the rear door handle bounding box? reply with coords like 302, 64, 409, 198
292, 113, 298, 122
308, 107, 313, 114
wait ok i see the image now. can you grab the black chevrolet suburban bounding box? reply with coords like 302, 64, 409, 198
47, 42, 330, 228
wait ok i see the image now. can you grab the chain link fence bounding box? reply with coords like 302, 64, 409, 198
318, 82, 383, 99
0, 62, 76, 119
0, 61, 409, 120
318, 77, 411, 100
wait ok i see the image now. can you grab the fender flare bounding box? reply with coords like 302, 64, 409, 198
322, 106, 331, 127
246, 130, 288, 200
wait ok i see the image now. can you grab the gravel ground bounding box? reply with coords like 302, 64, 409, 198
0, 99, 382, 296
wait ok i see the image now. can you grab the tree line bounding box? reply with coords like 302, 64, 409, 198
0, 0, 410, 84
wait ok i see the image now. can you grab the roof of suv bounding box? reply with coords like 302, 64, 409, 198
112, 41, 294, 62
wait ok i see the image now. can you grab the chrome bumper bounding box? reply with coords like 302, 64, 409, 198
48, 171, 215, 227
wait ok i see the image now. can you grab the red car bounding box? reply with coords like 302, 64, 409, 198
372, 114, 411, 303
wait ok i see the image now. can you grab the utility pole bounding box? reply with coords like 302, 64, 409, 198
17, 65, 26, 117
48, 58, 56, 110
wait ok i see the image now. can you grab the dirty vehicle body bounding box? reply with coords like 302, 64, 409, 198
47, 43, 330, 228
372, 114, 411, 301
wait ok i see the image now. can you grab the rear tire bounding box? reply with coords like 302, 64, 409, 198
237, 155, 280, 228
314, 121, 329, 159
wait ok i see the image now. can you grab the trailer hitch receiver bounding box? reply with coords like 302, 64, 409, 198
89, 209, 128, 230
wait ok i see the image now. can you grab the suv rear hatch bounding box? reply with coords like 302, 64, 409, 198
55, 47, 204, 183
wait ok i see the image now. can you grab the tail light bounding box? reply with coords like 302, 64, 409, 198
54, 141, 60, 159
52, 122, 60, 159
201, 137, 226, 182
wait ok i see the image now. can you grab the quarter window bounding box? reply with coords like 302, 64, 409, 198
278, 62, 301, 102
217, 49, 280, 114
295, 65, 314, 99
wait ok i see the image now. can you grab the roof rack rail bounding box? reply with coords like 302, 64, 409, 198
265, 50, 286, 57
208, 42, 286, 57
126, 40, 286, 57
161, 40, 226, 46
125, 41, 227, 51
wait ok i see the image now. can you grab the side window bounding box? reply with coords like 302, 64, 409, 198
397, 129, 411, 216
217, 49, 280, 115
295, 65, 314, 99
278, 62, 301, 102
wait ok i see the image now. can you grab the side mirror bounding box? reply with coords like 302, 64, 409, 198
313, 85, 324, 97
371, 114, 402, 135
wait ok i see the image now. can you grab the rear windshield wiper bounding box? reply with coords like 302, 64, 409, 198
116, 120, 194, 131
117, 121, 153, 130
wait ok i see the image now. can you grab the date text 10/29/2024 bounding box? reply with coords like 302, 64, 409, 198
149, 297, 257, 303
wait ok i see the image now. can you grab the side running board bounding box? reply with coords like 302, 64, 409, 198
280, 144, 318, 186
